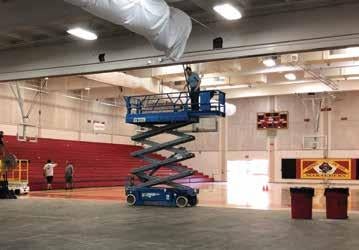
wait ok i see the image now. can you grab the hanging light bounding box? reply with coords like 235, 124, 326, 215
213, 4, 243, 20
262, 57, 277, 67
67, 27, 98, 40
284, 73, 297, 81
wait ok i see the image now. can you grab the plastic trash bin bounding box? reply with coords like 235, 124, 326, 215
290, 187, 315, 219
324, 188, 349, 219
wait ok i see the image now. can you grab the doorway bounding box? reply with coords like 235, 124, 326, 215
227, 159, 269, 209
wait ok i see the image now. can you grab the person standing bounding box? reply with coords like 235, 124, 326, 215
184, 67, 201, 111
65, 161, 74, 190
43, 160, 57, 190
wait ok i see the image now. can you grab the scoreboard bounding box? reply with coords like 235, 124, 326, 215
257, 112, 288, 129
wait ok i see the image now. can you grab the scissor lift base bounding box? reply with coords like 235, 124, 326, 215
126, 186, 198, 207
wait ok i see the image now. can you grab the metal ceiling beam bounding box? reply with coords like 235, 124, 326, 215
247, 0, 358, 10
2, 2, 359, 81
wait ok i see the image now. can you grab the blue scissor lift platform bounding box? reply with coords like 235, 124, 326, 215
125, 90, 225, 207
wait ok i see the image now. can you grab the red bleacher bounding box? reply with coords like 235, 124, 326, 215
4, 136, 213, 191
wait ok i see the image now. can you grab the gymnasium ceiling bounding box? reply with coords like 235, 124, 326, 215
42, 47, 359, 100
4, 0, 359, 99
0, 0, 357, 51
125, 48, 359, 92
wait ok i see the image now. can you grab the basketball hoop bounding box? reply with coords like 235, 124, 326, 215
17, 124, 38, 143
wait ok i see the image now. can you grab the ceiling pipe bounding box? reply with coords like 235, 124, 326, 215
83, 72, 178, 94
65, 0, 192, 61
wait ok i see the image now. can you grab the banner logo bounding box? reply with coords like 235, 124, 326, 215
300, 159, 352, 179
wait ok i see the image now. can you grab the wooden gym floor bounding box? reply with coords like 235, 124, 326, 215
26, 182, 359, 212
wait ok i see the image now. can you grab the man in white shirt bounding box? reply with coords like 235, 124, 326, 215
43, 160, 57, 190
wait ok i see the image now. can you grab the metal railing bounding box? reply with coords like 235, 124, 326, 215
125, 90, 225, 115
1, 159, 29, 183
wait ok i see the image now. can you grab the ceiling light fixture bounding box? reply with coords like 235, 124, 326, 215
213, 3, 243, 20
67, 28, 98, 41
262, 57, 277, 67
284, 73, 297, 81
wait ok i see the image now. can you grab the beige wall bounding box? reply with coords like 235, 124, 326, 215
182, 151, 222, 180
2, 82, 359, 183
182, 92, 359, 183
227, 97, 269, 151
224, 92, 359, 183
0, 84, 135, 144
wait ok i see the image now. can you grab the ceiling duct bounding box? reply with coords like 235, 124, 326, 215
83, 72, 178, 93
65, 0, 192, 61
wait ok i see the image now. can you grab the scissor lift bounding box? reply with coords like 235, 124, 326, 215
125, 90, 225, 207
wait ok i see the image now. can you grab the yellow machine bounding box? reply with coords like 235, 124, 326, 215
0, 159, 29, 194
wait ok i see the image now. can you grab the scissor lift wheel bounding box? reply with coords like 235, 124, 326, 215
176, 196, 189, 208
126, 194, 136, 206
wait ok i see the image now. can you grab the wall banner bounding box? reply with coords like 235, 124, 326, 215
298, 159, 356, 180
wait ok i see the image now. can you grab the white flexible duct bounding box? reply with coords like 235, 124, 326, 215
65, 0, 192, 61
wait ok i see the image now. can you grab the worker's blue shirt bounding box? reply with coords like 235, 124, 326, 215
187, 72, 200, 89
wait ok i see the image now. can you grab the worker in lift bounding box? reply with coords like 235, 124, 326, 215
184, 67, 201, 111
